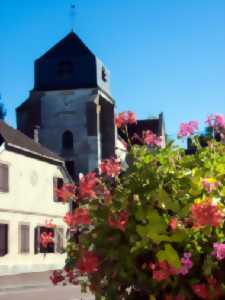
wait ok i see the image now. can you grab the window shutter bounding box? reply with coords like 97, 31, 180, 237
20, 224, 30, 253
86, 102, 97, 136
0, 164, 9, 192
34, 226, 40, 254
0, 224, 8, 256
56, 228, 64, 253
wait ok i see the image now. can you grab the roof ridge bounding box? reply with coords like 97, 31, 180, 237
0, 120, 63, 163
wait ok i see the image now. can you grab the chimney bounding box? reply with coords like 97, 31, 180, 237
34, 125, 40, 143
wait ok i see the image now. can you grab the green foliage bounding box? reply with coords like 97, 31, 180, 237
64, 138, 225, 299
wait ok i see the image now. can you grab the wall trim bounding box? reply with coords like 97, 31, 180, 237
0, 208, 65, 219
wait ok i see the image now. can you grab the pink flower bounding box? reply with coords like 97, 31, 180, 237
76, 251, 99, 274
202, 178, 219, 193
143, 130, 162, 147
178, 252, 193, 275
178, 121, 198, 137
99, 158, 121, 177
108, 211, 129, 232
206, 114, 225, 129
79, 172, 97, 199
212, 242, 225, 260
73, 208, 91, 225
39, 232, 54, 248
115, 111, 137, 128
192, 199, 224, 228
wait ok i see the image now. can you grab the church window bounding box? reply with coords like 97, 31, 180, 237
62, 130, 74, 150
57, 61, 73, 78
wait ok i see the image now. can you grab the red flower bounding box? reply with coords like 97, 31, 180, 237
74, 208, 91, 225
108, 211, 129, 232
192, 284, 210, 300
55, 184, 76, 202
169, 218, 177, 231
79, 172, 97, 199
143, 130, 162, 147
115, 111, 137, 128
76, 251, 99, 274
127, 111, 137, 124
192, 199, 224, 228
63, 212, 76, 227
50, 270, 65, 285
99, 158, 121, 177
115, 112, 127, 128
149, 261, 177, 282
39, 231, 54, 248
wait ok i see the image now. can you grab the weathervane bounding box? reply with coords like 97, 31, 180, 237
70, 4, 76, 32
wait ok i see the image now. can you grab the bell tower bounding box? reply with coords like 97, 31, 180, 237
16, 32, 116, 179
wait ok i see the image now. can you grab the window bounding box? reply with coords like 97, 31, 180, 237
62, 131, 74, 150
53, 177, 64, 202
0, 224, 8, 256
56, 228, 64, 253
0, 163, 9, 192
19, 224, 30, 254
58, 61, 73, 79
34, 226, 54, 254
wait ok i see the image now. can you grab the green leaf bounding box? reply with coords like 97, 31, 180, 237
146, 210, 167, 233
157, 189, 180, 212
156, 244, 181, 268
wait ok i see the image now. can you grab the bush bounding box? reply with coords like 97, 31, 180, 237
51, 113, 225, 300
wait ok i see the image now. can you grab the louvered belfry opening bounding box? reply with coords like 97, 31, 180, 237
100, 98, 115, 159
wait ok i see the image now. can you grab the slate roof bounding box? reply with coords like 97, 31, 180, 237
37, 31, 94, 61
0, 120, 63, 164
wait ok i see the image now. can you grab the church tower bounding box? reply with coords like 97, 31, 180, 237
16, 32, 116, 179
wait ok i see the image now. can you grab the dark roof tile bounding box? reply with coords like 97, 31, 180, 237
0, 120, 63, 163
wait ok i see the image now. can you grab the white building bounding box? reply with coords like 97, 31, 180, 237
0, 120, 71, 275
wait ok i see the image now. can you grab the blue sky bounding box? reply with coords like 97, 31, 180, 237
1, 0, 225, 139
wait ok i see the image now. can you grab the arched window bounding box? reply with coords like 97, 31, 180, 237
62, 130, 74, 150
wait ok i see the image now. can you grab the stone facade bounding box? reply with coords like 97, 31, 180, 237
17, 32, 116, 179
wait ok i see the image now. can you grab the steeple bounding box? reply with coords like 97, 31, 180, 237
34, 32, 110, 94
